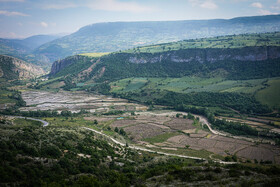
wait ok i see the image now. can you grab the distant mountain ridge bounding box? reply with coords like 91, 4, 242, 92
37, 15, 280, 62
0, 34, 63, 68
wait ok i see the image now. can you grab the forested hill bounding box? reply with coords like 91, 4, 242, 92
49, 32, 280, 82
37, 14, 280, 62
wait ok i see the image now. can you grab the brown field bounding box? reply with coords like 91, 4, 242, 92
84, 117, 112, 122
124, 123, 171, 141
164, 118, 194, 130
110, 119, 139, 128
163, 131, 280, 162
216, 116, 273, 130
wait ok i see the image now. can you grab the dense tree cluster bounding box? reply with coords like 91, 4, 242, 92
8, 91, 26, 107
117, 90, 271, 115
0, 109, 88, 117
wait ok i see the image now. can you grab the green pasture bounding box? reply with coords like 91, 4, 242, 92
256, 79, 280, 109
124, 32, 280, 53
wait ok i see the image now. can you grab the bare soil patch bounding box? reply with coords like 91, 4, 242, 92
124, 123, 170, 141
164, 118, 194, 130
84, 117, 112, 122
236, 145, 278, 162
110, 119, 139, 128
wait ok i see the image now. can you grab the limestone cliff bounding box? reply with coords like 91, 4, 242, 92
49, 55, 87, 76
128, 46, 280, 64
49, 46, 280, 80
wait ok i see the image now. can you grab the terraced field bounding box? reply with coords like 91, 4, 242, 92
19, 90, 280, 163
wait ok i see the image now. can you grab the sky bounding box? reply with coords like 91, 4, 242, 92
0, 0, 280, 39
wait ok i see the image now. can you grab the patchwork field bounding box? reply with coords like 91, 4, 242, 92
110, 76, 280, 112
110, 77, 280, 95
19, 90, 280, 163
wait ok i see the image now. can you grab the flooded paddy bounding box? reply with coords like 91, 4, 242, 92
20, 90, 147, 113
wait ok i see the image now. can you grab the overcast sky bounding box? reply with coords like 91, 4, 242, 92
0, 0, 280, 39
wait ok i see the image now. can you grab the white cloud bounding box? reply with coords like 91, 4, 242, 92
40, 21, 48, 28
0, 0, 24, 2
188, 0, 218, 10
200, 1, 218, 9
259, 9, 278, 15
278, 0, 280, 4
251, 2, 263, 8
0, 10, 29, 16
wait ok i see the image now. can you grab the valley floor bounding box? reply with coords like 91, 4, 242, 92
18, 89, 280, 164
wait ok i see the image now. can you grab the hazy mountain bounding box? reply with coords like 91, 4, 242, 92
0, 34, 64, 69
21, 34, 63, 50
0, 34, 62, 53
36, 15, 280, 62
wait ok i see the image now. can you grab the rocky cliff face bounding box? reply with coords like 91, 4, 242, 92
0, 55, 45, 80
49, 55, 86, 76
128, 46, 280, 64
49, 46, 280, 77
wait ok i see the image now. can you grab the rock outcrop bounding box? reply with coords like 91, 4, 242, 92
49, 55, 87, 76
128, 46, 280, 64
0, 55, 45, 80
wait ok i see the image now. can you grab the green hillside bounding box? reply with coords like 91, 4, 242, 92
49, 32, 280, 82
256, 79, 280, 109
45, 31, 280, 113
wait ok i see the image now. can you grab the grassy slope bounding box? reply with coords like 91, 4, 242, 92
256, 79, 280, 109
124, 32, 280, 53
0, 78, 19, 105
110, 77, 272, 94
110, 77, 280, 111
144, 132, 181, 144
79, 52, 110, 57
